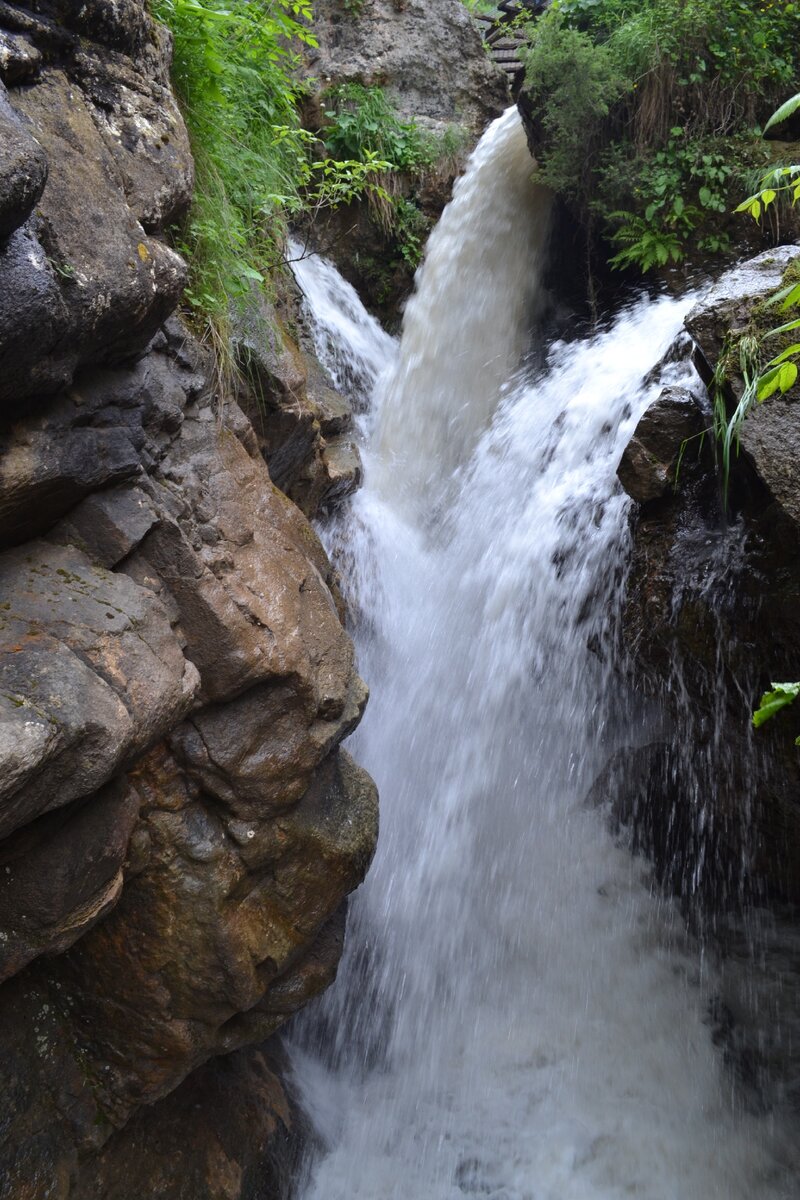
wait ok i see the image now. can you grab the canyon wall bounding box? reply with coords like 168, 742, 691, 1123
0, 3, 377, 1195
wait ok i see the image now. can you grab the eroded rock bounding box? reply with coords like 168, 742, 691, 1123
616, 385, 707, 504
0, 778, 139, 981
0, 83, 46, 239
0, 1, 379, 1190
0, 3, 190, 407
72, 1042, 306, 1200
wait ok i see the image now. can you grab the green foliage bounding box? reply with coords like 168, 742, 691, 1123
519, 0, 800, 272
323, 84, 436, 172
151, 0, 389, 332
736, 92, 800, 220
519, 14, 627, 202
460, 0, 500, 15
321, 84, 464, 267
709, 98, 800, 504
753, 682, 800, 742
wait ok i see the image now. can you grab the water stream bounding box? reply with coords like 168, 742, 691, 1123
288, 109, 798, 1200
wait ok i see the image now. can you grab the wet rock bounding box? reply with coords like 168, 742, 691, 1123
686, 246, 799, 377
0, 778, 139, 981
0, 420, 142, 549
0, 305, 377, 1184
0, 30, 41, 84
34, 745, 375, 1127
0, 84, 47, 240
0, 0, 378, 1187
2, 70, 186, 404
737, 393, 800, 526
72, 1043, 306, 1200
618, 250, 800, 912
0, 0, 191, 407
0, 539, 199, 839
617, 386, 706, 504
53, 485, 160, 568
233, 286, 362, 517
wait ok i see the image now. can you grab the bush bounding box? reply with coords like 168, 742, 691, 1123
519, 0, 800, 272
321, 83, 468, 266
151, 0, 388, 334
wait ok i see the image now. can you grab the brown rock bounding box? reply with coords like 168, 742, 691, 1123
0, 539, 198, 838
0, 84, 47, 240
73, 1043, 305, 1200
45, 744, 376, 1125
0, 778, 139, 981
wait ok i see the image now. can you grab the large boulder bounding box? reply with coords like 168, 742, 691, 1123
302, 0, 507, 133
617, 248, 800, 911
71, 1042, 307, 1200
0, 539, 199, 840
0, 2, 380, 1191
0, 0, 192, 407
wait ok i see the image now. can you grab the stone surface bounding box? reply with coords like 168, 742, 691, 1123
616, 385, 707, 504
233, 284, 363, 516
0, 29, 41, 83
0, 539, 199, 839
0, 302, 377, 1191
0, 778, 139, 981
0, 83, 47, 240
0, 3, 190, 407
0, 0, 382, 1190
41, 746, 375, 1126
685, 246, 799, 374
303, 0, 507, 133
618, 251, 800, 911
72, 1042, 306, 1200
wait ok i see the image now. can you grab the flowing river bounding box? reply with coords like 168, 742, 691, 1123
288, 109, 798, 1200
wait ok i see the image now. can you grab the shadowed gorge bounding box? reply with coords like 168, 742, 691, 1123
1, 0, 800, 1195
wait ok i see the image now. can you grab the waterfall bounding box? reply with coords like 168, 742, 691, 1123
288, 110, 798, 1200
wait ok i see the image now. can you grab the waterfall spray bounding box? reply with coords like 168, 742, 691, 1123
289, 109, 797, 1200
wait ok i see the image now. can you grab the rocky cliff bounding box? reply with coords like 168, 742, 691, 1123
614, 245, 800, 1106
0, 2, 377, 1195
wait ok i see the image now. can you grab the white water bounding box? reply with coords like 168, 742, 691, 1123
288, 110, 798, 1200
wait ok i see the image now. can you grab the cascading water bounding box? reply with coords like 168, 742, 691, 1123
288, 109, 798, 1199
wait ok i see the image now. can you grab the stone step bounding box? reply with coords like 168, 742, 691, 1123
489, 35, 526, 49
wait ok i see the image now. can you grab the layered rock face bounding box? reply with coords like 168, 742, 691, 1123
0, 3, 377, 1195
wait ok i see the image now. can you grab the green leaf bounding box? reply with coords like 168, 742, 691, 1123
734, 193, 761, 214
766, 343, 800, 367
765, 317, 800, 338
779, 362, 798, 393
753, 682, 800, 728
781, 283, 800, 311
757, 365, 784, 401
764, 92, 800, 133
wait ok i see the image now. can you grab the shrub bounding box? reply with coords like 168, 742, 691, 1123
151, 0, 389, 335
519, 0, 800, 272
